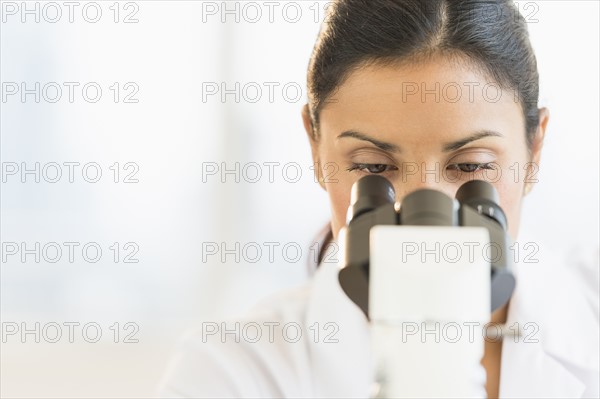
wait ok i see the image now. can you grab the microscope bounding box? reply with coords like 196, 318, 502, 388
337, 175, 515, 398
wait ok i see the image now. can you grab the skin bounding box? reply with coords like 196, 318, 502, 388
302, 54, 549, 398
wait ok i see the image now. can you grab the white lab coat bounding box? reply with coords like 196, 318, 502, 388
158, 239, 599, 398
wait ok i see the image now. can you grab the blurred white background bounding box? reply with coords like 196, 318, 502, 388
0, 1, 598, 397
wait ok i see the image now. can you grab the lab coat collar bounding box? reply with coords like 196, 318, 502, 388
305, 245, 375, 398
499, 250, 597, 398
499, 273, 584, 397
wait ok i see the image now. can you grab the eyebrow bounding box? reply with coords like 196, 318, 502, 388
337, 129, 503, 153
337, 130, 401, 152
442, 130, 503, 152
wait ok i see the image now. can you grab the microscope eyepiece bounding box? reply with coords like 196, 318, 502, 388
455, 180, 508, 230
349, 175, 396, 222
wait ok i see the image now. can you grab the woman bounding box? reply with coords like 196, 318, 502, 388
159, 0, 599, 397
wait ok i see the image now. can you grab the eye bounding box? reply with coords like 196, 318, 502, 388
448, 163, 496, 173
346, 163, 398, 174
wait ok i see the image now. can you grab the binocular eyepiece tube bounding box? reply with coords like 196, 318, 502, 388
339, 175, 515, 317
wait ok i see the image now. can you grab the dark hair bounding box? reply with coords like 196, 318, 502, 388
306, 0, 540, 150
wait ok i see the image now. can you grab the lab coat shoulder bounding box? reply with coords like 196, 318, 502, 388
500, 242, 600, 398
158, 252, 374, 398
157, 281, 317, 398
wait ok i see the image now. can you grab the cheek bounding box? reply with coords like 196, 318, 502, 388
495, 177, 525, 241
326, 180, 352, 239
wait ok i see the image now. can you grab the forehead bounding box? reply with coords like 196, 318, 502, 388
320, 56, 526, 145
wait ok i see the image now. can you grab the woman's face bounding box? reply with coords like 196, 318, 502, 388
303, 56, 549, 241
